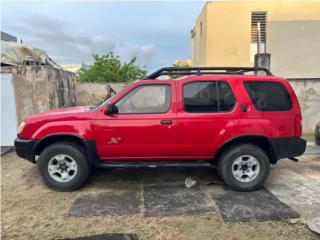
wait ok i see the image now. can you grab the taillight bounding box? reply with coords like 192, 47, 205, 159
294, 115, 302, 137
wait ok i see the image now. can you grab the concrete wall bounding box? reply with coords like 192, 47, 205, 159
1, 65, 75, 123
289, 79, 320, 134
75, 83, 125, 106
48, 67, 75, 109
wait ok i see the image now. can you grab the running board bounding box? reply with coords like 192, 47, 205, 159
96, 160, 213, 168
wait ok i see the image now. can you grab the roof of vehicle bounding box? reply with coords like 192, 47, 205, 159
175, 74, 285, 81
142, 67, 286, 82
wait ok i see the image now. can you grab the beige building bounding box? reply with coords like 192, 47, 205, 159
174, 59, 192, 66
61, 63, 89, 73
191, 0, 320, 78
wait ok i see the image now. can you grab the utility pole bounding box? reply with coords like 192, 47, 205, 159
254, 21, 271, 74
257, 22, 261, 54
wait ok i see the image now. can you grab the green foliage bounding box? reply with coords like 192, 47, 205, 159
171, 62, 192, 79
76, 52, 147, 83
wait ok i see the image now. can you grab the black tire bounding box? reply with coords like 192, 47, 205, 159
217, 143, 270, 192
37, 142, 92, 191
315, 122, 320, 146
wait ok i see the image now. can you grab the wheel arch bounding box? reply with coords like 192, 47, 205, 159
214, 135, 278, 164
33, 134, 99, 165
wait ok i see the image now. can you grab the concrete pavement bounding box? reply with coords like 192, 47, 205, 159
265, 154, 320, 234
68, 153, 320, 235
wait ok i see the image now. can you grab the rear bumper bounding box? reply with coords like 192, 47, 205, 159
270, 137, 306, 160
14, 138, 38, 163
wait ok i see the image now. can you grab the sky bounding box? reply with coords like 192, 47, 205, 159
1, 1, 205, 71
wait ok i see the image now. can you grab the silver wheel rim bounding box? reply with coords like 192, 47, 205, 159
48, 154, 78, 183
232, 155, 260, 183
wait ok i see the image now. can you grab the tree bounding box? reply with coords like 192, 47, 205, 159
170, 61, 192, 79
76, 52, 147, 83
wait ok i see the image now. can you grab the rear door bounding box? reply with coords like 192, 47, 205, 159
176, 78, 238, 159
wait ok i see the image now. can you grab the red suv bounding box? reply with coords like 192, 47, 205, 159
15, 67, 306, 191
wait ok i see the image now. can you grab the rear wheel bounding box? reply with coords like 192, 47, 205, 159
217, 144, 270, 191
38, 142, 92, 191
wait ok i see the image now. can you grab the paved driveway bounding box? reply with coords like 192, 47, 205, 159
67, 155, 320, 225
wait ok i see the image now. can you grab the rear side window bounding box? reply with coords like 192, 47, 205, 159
183, 81, 235, 112
244, 81, 292, 111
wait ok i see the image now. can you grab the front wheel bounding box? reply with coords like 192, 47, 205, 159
217, 144, 270, 191
38, 142, 92, 191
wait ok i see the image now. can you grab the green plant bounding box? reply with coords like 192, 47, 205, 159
76, 52, 147, 83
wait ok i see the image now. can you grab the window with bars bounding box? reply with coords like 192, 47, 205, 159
251, 11, 267, 44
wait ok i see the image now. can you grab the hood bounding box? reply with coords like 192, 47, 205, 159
19, 106, 98, 139
24, 106, 96, 123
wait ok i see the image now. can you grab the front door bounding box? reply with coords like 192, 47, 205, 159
93, 82, 177, 160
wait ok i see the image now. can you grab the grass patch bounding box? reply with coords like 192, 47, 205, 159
163, 220, 196, 232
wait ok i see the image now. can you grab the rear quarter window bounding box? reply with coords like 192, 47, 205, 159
244, 81, 292, 111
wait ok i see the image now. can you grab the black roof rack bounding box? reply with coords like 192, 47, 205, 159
144, 67, 272, 79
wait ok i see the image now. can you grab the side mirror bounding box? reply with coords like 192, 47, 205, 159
105, 104, 119, 115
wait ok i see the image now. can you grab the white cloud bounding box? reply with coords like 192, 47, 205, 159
7, 14, 156, 68
118, 44, 155, 67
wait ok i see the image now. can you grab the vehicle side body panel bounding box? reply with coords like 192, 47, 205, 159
175, 75, 295, 159
15, 74, 306, 165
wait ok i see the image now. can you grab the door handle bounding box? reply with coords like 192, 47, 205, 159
160, 120, 173, 125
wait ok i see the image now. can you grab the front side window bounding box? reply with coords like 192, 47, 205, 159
183, 81, 235, 112
244, 81, 292, 111
115, 85, 171, 114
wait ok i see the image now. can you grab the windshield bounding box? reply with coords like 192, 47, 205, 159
89, 82, 132, 110
89, 96, 115, 110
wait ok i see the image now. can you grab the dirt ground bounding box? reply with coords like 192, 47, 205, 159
1, 152, 320, 240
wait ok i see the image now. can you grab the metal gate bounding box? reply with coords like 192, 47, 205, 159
1, 73, 17, 146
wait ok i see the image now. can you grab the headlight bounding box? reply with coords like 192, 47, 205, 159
18, 122, 26, 134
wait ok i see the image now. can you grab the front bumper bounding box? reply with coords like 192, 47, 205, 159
14, 138, 38, 163
270, 137, 306, 160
